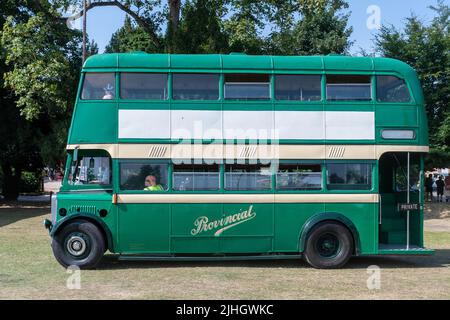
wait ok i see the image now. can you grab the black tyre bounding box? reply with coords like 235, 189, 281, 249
51, 220, 105, 269
303, 222, 353, 269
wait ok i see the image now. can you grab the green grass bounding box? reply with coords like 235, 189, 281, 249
0, 202, 449, 299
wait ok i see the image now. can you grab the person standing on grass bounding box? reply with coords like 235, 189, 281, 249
436, 175, 445, 202
425, 174, 433, 202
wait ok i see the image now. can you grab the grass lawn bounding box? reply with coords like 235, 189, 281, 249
0, 202, 449, 300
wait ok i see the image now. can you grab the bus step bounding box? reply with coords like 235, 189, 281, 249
378, 244, 434, 255
118, 253, 303, 262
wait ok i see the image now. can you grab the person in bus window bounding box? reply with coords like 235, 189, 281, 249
143, 175, 163, 191
102, 83, 114, 99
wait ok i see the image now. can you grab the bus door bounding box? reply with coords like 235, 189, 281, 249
378, 152, 423, 250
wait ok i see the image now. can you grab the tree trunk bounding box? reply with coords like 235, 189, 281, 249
169, 0, 181, 35
1, 164, 21, 201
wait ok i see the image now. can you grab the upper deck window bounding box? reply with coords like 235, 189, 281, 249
120, 73, 167, 100
377, 76, 411, 103
81, 73, 115, 100
275, 75, 321, 101
172, 73, 219, 100
224, 74, 270, 100
326, 75, 371, 101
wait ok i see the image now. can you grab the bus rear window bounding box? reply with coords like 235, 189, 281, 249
120, 73, 167, 100
81, 73, 115, 100
326, 75, 371, 101
327, 163, 372, 190
275, 75, 321, 101
224, 74, 270, 100
377, 76, 411, 102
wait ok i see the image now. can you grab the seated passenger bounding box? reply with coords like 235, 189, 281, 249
143, 175, 164, 191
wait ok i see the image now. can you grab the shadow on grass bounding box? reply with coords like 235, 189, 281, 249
96, 249, 450, 270
0, 201, 50, 228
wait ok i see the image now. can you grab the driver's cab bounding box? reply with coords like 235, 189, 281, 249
62, 149, 112, 190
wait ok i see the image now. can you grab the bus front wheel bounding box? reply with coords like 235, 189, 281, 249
303, 222, 353, 269
51, 220, 105, 269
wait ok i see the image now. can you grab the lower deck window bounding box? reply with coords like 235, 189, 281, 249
276, 164, 322, 190
327, 163, 372, 190
120, 163, 168, 191
69, 156, 111, 185
173, 164, 219, 191
225, 164, 271, 190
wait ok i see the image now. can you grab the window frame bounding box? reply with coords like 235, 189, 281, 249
325, 161, 375, 191
325, 74, 373, 102
80, 72, 117, 101
118, 160, 170, 193
274, 74, 323, 102
275, 162, 323, 191
224, 73, 271, 101
62, 150, 113, 191
119, 72, 168, 101
172, 73, 220, 101
172, 163, 221, 192
375, 74, 414, 104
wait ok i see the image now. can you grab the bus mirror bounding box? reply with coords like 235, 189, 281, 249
73, 147, 79, 162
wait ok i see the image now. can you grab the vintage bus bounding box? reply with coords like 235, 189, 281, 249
43, 53, 433, 269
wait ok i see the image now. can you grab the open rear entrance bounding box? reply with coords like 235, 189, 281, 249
378, 152, 432, 254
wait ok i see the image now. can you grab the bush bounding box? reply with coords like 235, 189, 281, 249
19, 171, 42, 193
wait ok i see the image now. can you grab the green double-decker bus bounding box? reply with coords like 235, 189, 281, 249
44, 52, 433, 269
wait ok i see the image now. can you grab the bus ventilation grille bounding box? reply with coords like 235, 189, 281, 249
328, 146, 346, 158
69, 205, 98, 215
148, 145, 168, 158
239, 146, 257, 158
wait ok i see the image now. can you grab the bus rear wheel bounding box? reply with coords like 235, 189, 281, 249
303, 222, 353, 269
51, 220, 105, 269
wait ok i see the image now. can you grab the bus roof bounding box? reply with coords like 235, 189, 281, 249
82, 53, 417, 78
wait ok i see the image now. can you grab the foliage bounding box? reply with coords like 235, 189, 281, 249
19, 171, 42, 193
375, 0, 450, 168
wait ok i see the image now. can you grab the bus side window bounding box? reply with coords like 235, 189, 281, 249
275, 75, 321, 101
120, 73, 168, 100
81, 73, 115, 100
327, 163, 372, 190
276, 164, 322, 190
224, 74, 270, 100
172, 164, 220, 191
326, 75, 371, 101
225, 164, 272, 191
172, 74, 219, 100
377, 76, 411, 103
120, 162, 168, 191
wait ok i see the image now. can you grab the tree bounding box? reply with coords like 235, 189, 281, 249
1, 2, 82, 200
266, 0, 353, 55
375, 0, 450, 167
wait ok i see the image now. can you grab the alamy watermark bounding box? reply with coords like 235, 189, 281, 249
366, 5, 381, 30
66, 265, 81, 290
366, 265, 381, 290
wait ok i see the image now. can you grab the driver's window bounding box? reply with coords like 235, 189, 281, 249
68, 154, 111, 185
